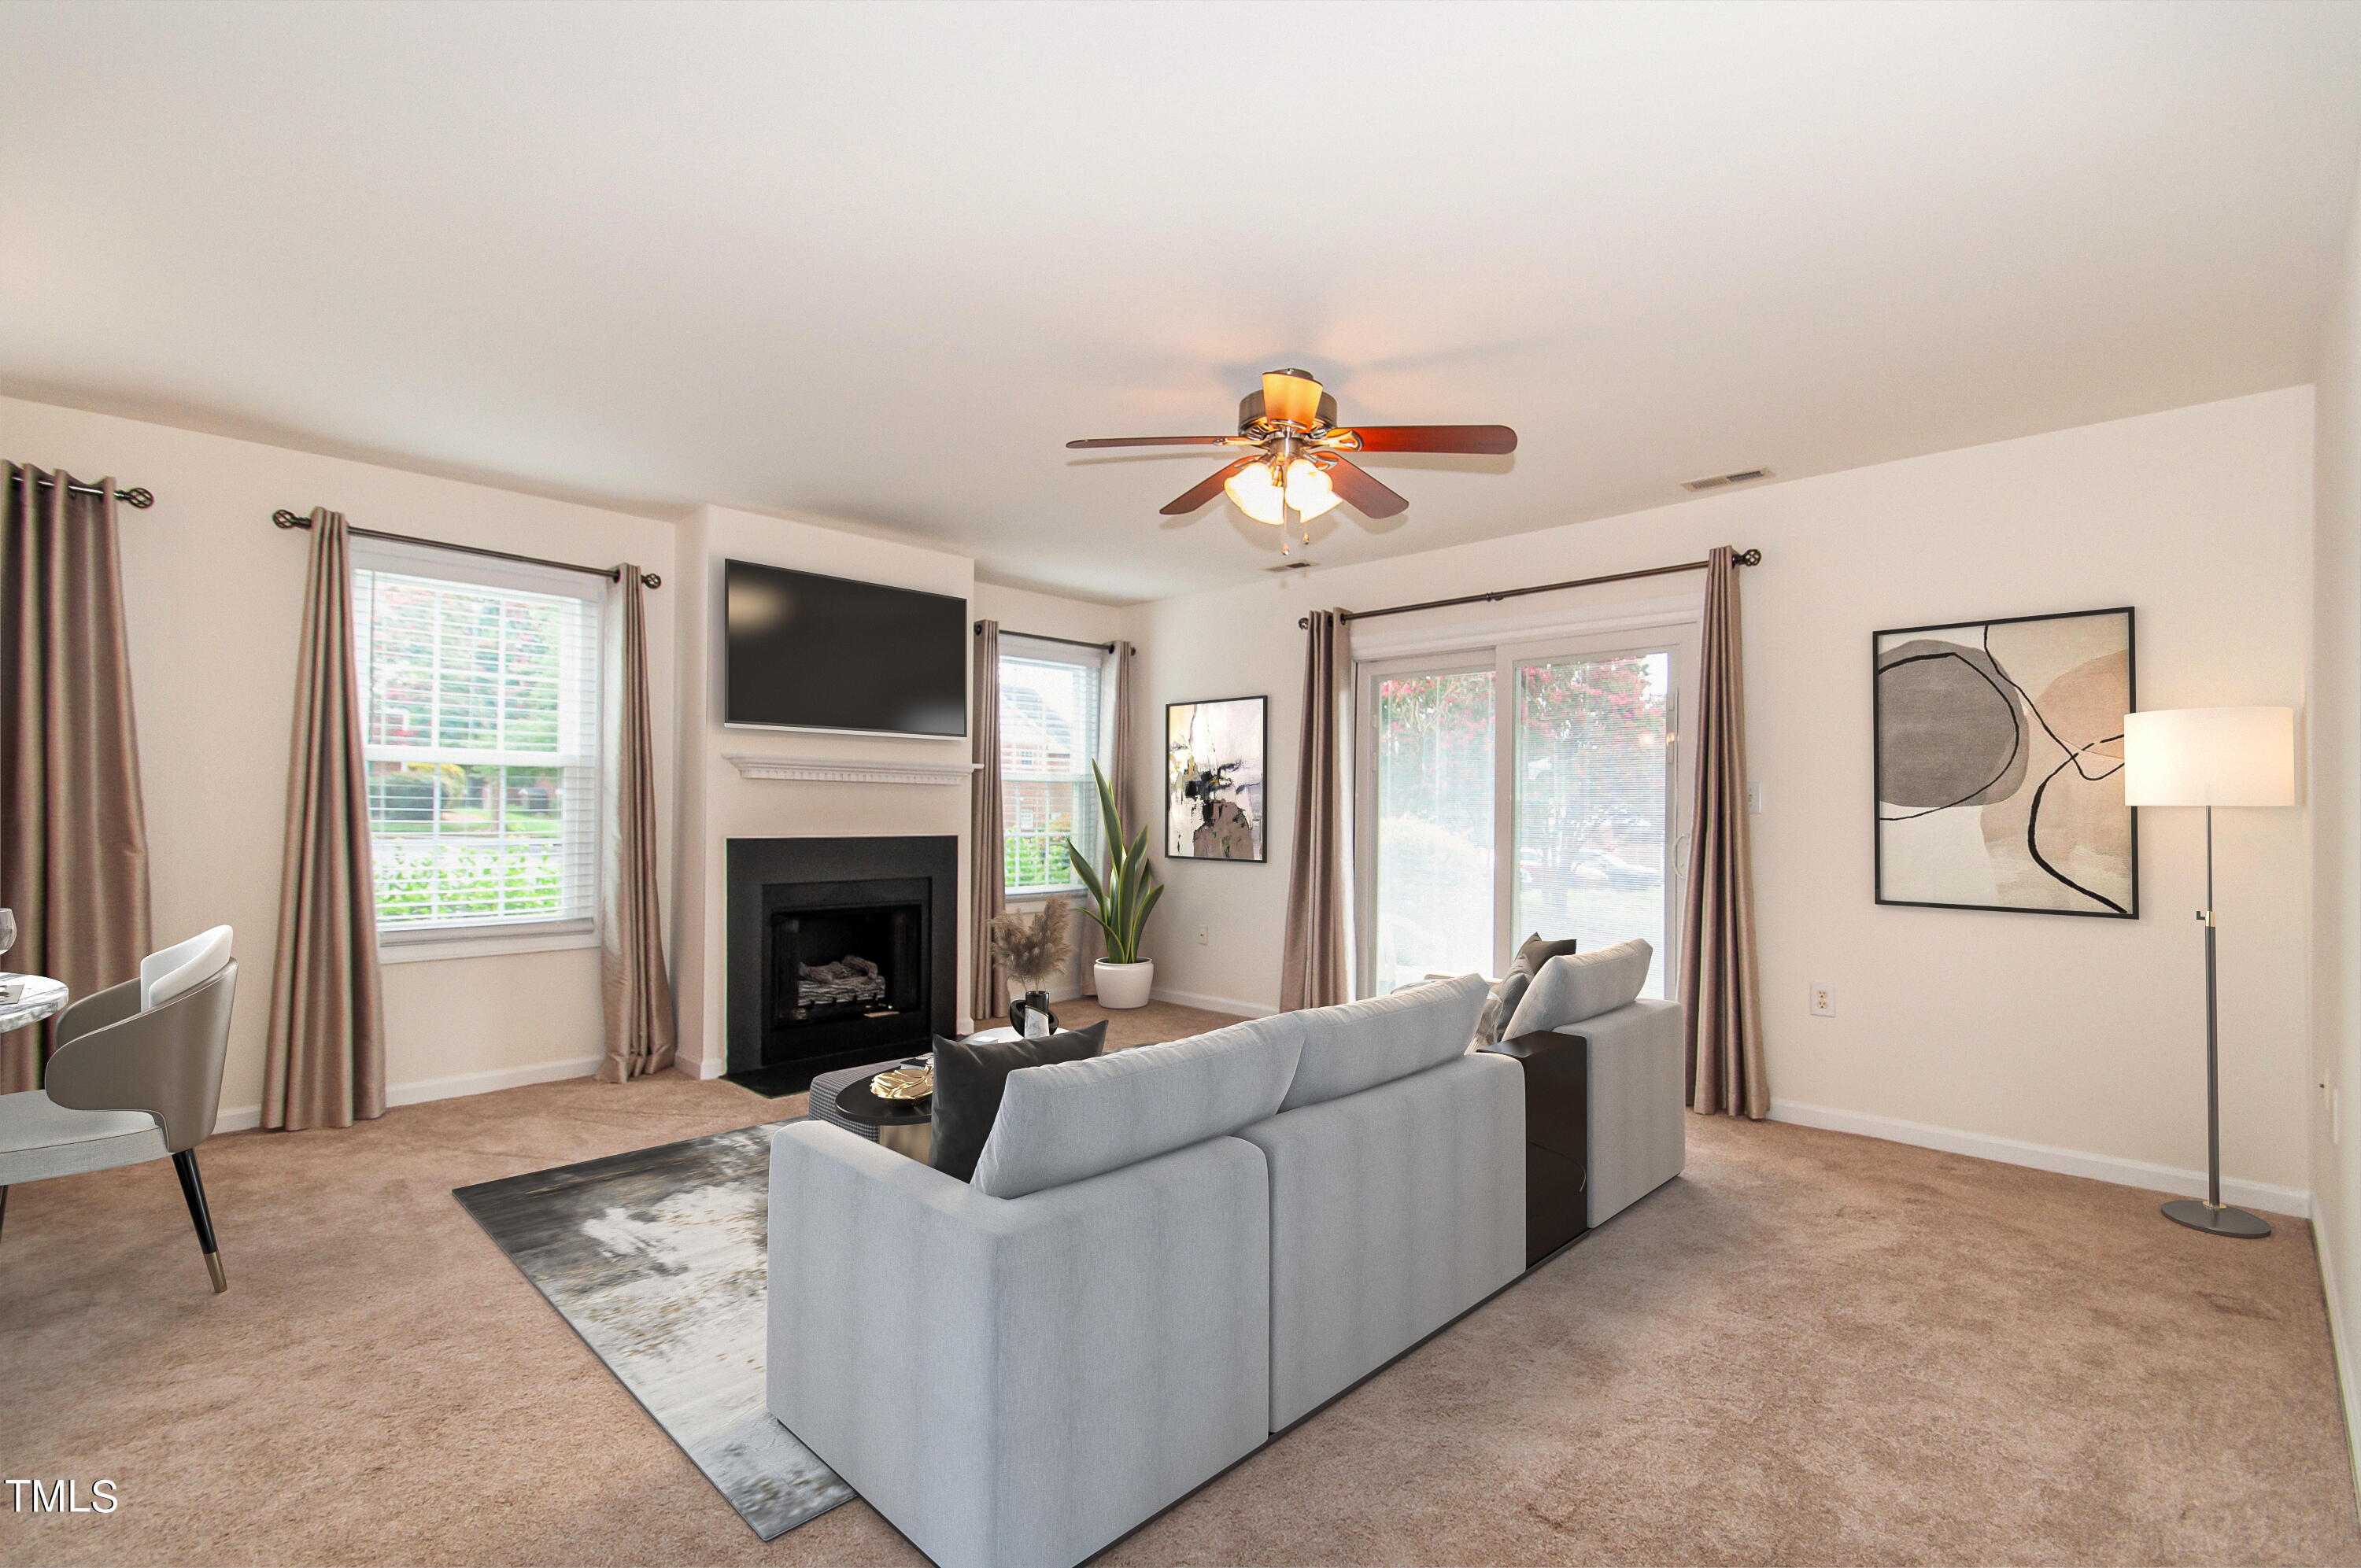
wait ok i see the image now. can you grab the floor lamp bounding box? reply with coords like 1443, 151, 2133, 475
2122, 706, 2296, 1241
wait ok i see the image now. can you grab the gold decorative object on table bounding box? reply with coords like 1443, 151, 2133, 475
870, 1064, 933, 1102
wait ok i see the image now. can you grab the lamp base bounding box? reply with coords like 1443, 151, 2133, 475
2162, 1198, 2271, 1239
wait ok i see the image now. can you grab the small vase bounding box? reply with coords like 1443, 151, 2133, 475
1010, 990, 1057, 1038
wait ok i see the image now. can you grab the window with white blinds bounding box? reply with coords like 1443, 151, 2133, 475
351, 540, 603, 943
999, 639, 1106, 897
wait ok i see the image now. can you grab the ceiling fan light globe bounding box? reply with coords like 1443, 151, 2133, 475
1284, 459, 1340, 518
1225, 462, 1286, 526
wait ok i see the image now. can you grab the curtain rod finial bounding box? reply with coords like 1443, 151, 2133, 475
118, 487, 153, 510
641, 572, 662, 589
1737, 548, 1762, 566
272, 509, 309, 529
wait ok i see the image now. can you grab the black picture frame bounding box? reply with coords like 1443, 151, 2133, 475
1871, 605, 2138, 919
1165, 695, 1269, 863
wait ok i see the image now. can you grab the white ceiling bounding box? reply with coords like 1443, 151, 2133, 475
4, 2, 2359, 602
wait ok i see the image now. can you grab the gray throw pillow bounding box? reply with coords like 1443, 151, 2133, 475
1474, 934, 1580, 1046
1501, 938, 1653, 1039
929, 1021, 1108, 1183
1516, 932, 1582, 972
1473, 971, 1530, 1049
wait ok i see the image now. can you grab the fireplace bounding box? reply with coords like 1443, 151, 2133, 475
726, 836, 959, 1096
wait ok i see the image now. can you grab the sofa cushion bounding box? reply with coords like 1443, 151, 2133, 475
969, 1013, 1306, 1199
1502, 939, 1653, 1039
1279, 972, 1491, 1112
929, 1021, 1109, 1182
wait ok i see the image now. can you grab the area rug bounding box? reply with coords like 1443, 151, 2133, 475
453, 1119, 853, 1540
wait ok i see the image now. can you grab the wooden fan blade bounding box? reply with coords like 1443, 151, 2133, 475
1161, 457, 1255, 516
1321, 455, 1410, 518
1067, 435, 1238, 448
1333, 424, 1518, 455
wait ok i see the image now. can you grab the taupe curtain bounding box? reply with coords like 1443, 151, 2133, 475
263, 507, 386, 1130
597, 566, 677, 1082
1280, 610, 1348, 1011
967, 619, 1005, 1024
0, 465, 152, 1092
1680, 545, 1768, 1118
1081, 639, 1135, 994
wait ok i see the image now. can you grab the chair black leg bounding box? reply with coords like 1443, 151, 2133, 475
171, 1150, 227, 1293
0, 1183, 8, 1243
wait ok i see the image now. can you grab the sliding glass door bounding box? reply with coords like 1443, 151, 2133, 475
1366, 664, 1496, 994
1511, 648, 1676, 996
1358, 620, 1698, 999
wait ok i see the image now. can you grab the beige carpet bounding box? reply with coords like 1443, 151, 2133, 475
2, 997, 2355, 1566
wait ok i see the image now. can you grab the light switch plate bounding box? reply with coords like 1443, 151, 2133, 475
1747, 781, 1764, 814
1809, 983, 1834, 1017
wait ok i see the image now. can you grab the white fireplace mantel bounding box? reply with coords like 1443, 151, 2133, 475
724, 754, 981, 787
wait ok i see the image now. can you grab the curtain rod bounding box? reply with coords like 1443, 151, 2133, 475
12, 471, 154, 509
980, 622, 1115, 653
1295, 548, 1761, 629
272, 510, 661, 588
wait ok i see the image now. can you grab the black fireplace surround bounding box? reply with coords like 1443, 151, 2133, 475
726, 836, 959, 1097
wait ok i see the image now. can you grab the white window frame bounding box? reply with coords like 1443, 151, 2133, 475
997, 635, 1114, 902
351, 537, 606, 964
1350, 594, 1703, 997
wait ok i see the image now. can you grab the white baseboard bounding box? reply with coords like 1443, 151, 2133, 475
212, 1053, 606, 1134
2318, 1216, 2361, 1513
1147, 986, 1274, 1020
1768, 1098, 2311, 1216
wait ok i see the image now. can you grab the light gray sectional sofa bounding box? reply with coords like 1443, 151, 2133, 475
1571, 996, 1687, 1227
767, 972, 1520, 1568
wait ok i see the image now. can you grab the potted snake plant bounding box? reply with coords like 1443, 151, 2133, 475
1066, 761, 1163, 1009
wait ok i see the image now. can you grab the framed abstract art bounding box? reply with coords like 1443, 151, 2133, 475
1873, 607, 2137, 917
1166, 695, 1267, 861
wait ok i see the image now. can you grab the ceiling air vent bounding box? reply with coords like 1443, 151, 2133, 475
1266, 559, 1318, 572
1682, 467, 1775, 493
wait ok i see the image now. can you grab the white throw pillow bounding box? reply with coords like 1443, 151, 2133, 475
1501, 939, 1653, 1039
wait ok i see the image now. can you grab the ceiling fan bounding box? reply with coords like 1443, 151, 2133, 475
1067, 368, 1517, 553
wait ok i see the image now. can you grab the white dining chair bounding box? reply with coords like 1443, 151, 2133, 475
0, 925, 238, 1292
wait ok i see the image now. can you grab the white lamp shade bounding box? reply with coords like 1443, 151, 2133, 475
2121, 707, 2295, 807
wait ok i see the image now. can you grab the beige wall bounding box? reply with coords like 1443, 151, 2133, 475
1, 380, 2330, 1229
1132, 387, 2316, 1200
2309, 160, 2361, 1482
0, 393, 679, 1122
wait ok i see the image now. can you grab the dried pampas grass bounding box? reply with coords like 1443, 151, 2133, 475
990, 895, 1074, 987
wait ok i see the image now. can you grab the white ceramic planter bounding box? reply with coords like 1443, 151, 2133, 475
1092, 959, 1154, 1009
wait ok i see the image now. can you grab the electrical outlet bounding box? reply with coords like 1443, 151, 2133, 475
1196, 924, 1210, 946
1746, 781, 1764, 815
1809, 983, 1834, 1017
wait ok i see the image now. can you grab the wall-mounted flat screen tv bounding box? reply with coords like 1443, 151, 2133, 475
723, 559, 967, 738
